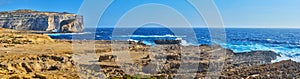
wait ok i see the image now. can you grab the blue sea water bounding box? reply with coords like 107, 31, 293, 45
48, 28, 300, 62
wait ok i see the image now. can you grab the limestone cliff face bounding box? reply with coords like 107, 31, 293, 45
0, 10, 84, 33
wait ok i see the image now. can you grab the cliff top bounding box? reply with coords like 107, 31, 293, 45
0, 9, 73, 14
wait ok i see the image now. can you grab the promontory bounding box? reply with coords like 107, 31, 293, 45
0, 9, 83, 33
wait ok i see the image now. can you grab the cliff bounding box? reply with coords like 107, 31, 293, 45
0, 9, 83, 33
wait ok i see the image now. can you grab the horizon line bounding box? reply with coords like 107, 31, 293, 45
85, 27, 300, 29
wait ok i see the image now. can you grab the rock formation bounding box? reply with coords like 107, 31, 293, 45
96, 44, 283, 78
0, 28, 54, 44
1, 28, 300, 78
0, 9, 84, 33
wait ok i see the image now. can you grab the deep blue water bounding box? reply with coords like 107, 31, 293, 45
48, 28, 300, 62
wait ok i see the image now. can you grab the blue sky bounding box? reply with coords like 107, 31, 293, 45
1, 0, 300, 28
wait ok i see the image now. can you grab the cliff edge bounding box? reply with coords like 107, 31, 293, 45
0, 9, 83, 33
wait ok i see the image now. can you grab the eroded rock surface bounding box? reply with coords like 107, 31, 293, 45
0, 54, 79, 79
0, 9, 83, 33
0, 28, 54, 44
221, 60, 300, 78
1, 28, 300, 79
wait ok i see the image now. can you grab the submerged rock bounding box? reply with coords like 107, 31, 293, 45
154, 40, 181, 44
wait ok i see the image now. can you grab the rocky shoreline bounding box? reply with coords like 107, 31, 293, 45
1, 28, 300, 79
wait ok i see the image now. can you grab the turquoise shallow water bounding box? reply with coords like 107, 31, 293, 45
48, 28, 300, 62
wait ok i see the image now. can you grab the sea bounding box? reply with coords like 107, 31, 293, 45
48, 28, 300, 62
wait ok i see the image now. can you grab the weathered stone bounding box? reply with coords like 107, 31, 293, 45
1, 29, 300, 79
0, 9, 83, 33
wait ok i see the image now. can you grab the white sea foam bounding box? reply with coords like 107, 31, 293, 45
142, 41, 155, 45
127, 39, 138, 42
221, 43, 300, 62
176, 38, 196, 46
47, 32, 93, 36
118, 34, 185, 38
272, 55, 300, 62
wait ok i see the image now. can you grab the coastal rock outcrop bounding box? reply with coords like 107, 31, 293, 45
1, 28, 299, 79
221, 60, 300, 78
0, 54, 79, 79
0, 28, 54, 44
0, 9, 83, 33
95, 43, 285, 78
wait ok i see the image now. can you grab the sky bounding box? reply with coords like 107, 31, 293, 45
1, 0, 300, 28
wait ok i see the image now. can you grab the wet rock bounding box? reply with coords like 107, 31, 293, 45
154, 40, 181, 44
221, 60, 300, 78
229, 51, 280, 67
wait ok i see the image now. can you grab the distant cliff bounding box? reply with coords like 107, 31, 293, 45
0, 9, 83, 33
